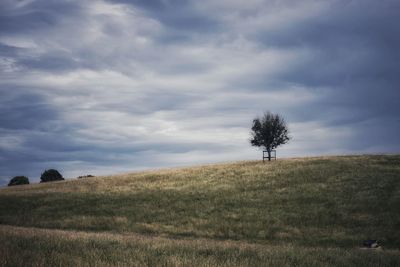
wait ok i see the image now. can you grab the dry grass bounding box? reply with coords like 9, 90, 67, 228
1, 155, 400, 266
0, 158, 312, 195
1, 224, 399, 267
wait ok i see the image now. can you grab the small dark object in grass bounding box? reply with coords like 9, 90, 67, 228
363, 240, 380, 248
78, 175, 95, 179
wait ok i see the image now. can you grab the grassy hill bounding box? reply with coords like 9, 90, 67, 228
1, 155, 399, 266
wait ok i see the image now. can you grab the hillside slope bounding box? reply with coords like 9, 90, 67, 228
1, 155, 399, 266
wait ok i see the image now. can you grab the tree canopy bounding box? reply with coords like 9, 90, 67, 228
40, 169, 64, 183
8, 176, 30, 186
250, 111, 290, 161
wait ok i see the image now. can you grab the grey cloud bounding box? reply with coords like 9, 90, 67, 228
0, 88, 229, 185
0, 127, 231, 185
252, 1, 400, 84
0, 43, 20, 56
0, 89, 81, 183
1, 0, 399, 186
0, 0, 83, 35
17, 52, 80, 72
0, 87, 58, 130
0, 11, 57, 34
278, 6, 398, 84
106, 0, 221, 32
101, 91, 205, 115
238, 1, 400, 131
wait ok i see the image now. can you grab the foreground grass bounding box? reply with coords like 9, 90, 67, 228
1, 225, 399, 267
0, 155, 400, 266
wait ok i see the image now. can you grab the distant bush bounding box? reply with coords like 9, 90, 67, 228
40, 169, 64, 183
77, 175, 95, 179
8, 176, 30, 186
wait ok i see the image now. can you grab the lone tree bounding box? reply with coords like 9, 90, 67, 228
40, 169, 64, 183
250, 111, 290, 161
8, 176, 30, 186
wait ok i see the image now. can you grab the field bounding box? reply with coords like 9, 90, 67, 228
0, 155, 399, 266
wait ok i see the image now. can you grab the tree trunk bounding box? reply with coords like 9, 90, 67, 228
267, 150, 271, 161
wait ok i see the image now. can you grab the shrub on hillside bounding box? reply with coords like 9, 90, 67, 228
77, 175, 95, 179
40, 169, 64, 183
8, 176, 30, 186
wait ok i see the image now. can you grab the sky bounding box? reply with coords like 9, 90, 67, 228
1, 0, 399, 185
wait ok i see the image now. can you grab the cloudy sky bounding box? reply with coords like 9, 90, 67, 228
1, 0, 399, 185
